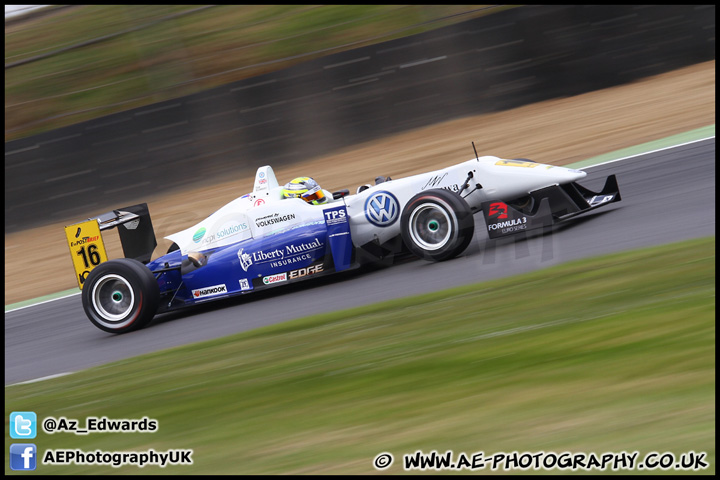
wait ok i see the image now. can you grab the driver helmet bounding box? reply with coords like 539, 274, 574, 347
282, 176, 328, 205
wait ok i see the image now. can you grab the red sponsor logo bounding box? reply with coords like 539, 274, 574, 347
263, 273, 287, 285
488, 202, 508, 220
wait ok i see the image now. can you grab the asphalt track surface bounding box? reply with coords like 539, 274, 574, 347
5, 139, 715, 386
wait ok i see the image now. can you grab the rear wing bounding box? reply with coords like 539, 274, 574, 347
64, 203, 156, 289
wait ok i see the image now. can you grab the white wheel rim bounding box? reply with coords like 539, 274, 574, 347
409, 203, 453, 251
91, 274, 136, 328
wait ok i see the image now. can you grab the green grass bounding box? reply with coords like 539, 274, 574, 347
5, 237, 715, 474
5, 5, 507, 141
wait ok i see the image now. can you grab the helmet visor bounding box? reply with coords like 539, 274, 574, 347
302, 189, 326, 204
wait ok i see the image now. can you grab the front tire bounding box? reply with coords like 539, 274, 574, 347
400, 189, 475, 262
82, 258, 159, 334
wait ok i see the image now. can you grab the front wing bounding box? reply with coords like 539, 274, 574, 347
481, 174, 621, 239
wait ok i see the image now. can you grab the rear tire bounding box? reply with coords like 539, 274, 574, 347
82, 258, 159, 334
400, 189, 474, 262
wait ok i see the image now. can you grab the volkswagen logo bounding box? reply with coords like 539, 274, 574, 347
365, 191, 399, 227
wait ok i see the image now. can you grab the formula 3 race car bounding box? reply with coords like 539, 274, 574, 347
65, 148, 620, 333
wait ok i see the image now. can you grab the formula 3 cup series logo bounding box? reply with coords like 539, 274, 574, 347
485, 201, 528, 237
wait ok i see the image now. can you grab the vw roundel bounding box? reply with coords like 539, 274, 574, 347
364, 191, 399, 227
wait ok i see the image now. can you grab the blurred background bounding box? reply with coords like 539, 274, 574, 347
6, 5, 510, 141
5, 5, 714, 231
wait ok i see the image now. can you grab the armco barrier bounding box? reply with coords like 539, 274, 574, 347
5, 5, 715, 232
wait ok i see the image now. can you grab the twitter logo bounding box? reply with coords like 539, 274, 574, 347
10, 412, 37, 439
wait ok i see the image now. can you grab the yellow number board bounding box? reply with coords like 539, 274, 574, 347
64, 219, 109, 290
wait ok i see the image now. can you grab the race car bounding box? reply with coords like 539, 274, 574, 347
65, 149, 620, 333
